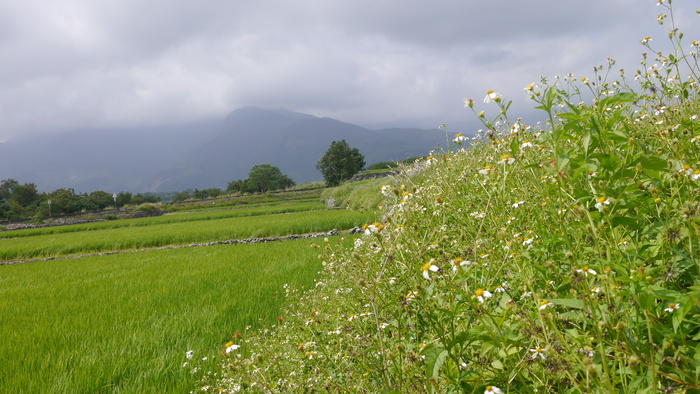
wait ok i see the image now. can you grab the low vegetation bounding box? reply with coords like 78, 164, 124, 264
0, 239, 346, 392
209, 4, 700, 392
0, 187, 372, 393
0, 208, 373, 261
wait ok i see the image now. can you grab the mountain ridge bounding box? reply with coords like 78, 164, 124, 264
0, 107, 447, 193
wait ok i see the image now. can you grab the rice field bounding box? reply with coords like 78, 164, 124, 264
0, 198, 368, 392
0, 207, 373, 261
1, 201, 327, 239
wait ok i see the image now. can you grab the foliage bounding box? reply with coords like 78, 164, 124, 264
321, 176, 390, 211
366, 156, 425, 171
212, 4, 700, 392
316, 140, 366, 187
172, 191, 191, 203
247, 164, 295, 193
116, 191, 132, 207
129, 192, 162, 205
0, 179, 40, 220
227, 164, 295, 194
45, 188, 79, 215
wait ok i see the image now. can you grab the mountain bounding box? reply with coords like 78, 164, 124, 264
0, 120, 220, 193
147, 107, 446, 191
0, 107, 448, 193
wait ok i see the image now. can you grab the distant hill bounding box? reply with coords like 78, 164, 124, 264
0, 107, 449, 193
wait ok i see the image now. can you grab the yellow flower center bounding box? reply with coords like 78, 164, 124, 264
455, 133, 462, 138
540, 300, 549, 306
597, 197, 607, 203
486, 89, 494, 95
474, 289, 485, 296
421, 262, 431, 271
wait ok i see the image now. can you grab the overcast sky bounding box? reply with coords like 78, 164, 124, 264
0, 0, 698, 142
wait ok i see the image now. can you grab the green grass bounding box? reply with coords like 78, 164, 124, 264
2, 201, 326, 239
0, 209, 374, 261
0, 237, 353, 393
321, 177, 390, 210
166, 189, 323, 212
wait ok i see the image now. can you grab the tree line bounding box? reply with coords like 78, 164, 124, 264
1, 139, 367, 221
0, 179, 160, 222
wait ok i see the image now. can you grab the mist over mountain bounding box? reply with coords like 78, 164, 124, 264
0, 107, 448, 193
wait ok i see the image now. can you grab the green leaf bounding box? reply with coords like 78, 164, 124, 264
672, 297, 693, 334
424, 344, 448, 382
582, 131, 592, 155
549, 298, 584, 309
598, 92, 637, 110
649, 287, 682, 300
637, 292, 654, 310
694, 343, 700, 378
611, 216, 642, 230
446, 332, 470, 351
590, 153, 621, 172
510, 137, 519, 157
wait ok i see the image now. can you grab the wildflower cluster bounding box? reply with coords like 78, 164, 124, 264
210, 3, 700, 392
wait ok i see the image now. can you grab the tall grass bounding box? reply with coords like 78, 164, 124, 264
0, 238, 350, 393
212, 3, 700, 392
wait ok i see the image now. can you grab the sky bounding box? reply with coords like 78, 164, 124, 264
0, 0, 698, 142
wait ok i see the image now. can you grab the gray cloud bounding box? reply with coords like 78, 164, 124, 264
0, 0, 698, 141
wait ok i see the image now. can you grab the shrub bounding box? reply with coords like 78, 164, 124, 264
211, 3, 700, 392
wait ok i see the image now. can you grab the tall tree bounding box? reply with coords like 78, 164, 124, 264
246, 164, 295, 193
316, 140, 365, 187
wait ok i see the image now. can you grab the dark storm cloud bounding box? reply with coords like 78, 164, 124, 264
0, 0, 697, 141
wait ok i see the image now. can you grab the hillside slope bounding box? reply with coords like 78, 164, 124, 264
206, 8, 700, 390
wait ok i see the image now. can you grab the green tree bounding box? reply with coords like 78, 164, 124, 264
244, 164, 295, 193
46, 188, 79, 215
85, 191, 114, 210
116, 192, 132, 207
226, 180, 244, 194
172, 191, 190, 203
316, 140, 365, 187
0, 179, 39, 207
206, 188, 222, 198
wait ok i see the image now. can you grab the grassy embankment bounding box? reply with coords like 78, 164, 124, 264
0, 192, 376, 392
210, 3, 700, 392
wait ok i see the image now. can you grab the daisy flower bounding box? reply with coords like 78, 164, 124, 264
577, 266, 597, 276
529, 347, 547, 360
484, 89, 501, 103
595, 197, 610, 211
474, 288, 493, 303
422, 261, 439, 280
